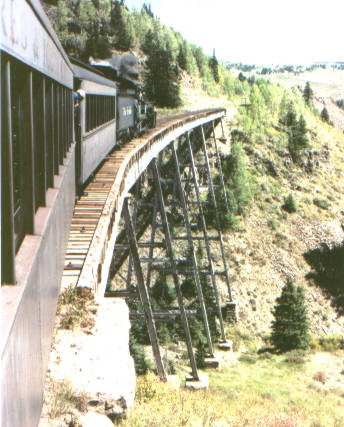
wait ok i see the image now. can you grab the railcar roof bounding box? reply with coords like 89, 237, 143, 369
70, 58, 117, 89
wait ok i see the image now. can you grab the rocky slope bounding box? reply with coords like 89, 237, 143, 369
181, 72, 344, 337
40, 70, 344, 426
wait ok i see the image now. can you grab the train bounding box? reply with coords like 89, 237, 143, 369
71, 54, 156, 186
1, 4, 157, 282
0, 1, 155, 426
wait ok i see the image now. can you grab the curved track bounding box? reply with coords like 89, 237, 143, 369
62, 108, 226, 295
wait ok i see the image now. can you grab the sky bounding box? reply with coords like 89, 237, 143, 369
125, 0, 343, 65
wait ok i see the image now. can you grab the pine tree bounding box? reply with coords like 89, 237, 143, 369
195, 338, 206, 368
111, 0, 133, 51
145, 43, 181, 108
200, 274, 220, 341
177, 44, 188, 71
225, 140, 252, 217
288, 115, 309, 163
142, 3, 154, 18
320, 107, 330, 123
282, 193, 297, 213
271, 278, 310, 352
209, 49, 219, 83
129, 333, 151, 375
193, 46, 207, 77
303, 81, 313, 106
141, 29, 155, 54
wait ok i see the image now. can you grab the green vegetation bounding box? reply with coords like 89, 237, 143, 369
123, 340, 344, 427
320, 107, 330, 123
304, 242, 344, 315
45, 0, 229, 106
288, 114, 310, 163
195, 338, 207, 368
313, 197, 330, 210
129, 333, 152, 375
144, 42, 181, 108
204, 136, 252, 231
58, 285, 95, 331
45, 379, 88, 420
282, 193, 297, 213
271, 278, 311, 352
303, 81, 314, 105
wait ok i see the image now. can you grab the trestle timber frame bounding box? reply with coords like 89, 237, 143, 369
114, 117, 235, 380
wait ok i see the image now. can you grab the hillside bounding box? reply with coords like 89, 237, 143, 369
38, 2, 344, 425
178, 70, 344, 337
39, 67, 344, 427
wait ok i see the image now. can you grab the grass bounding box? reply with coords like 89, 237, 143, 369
57, 285, 95, 331
46, 379, 89, 419
123, 347, 344, 427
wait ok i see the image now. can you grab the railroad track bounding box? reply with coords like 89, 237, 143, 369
62, 109, 225, 289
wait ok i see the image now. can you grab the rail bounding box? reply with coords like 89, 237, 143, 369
64, 108, 226, 296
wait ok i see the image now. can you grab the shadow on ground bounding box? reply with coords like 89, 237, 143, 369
303, 242, 344, 316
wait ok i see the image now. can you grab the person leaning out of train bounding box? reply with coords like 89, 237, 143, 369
74, 89, 85, 142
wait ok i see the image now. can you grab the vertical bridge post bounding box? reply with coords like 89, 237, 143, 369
123, 196, 167, 382
200, 125, 232, 301
171, 141, 214, 357
151, 158, 199, 380
185, 132, 226, 341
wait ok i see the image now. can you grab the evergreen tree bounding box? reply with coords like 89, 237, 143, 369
177, 43, 188, 72
84, 9, 112, 59
271, 278, 311, 352
285, 108, 297, 127
282, 193, 297, 213
200, 273, 220, 341
111, 0, 133, 51
142, 3, 154, 18
129, 333, 151, 375
288, 115, 309, 163
224, 139, 252, 217
209, 49, 219, 83
145, 42, 181, 108
195, 338, 206, 368
238, 72, 246, 82
193, 46, 207, 77
320, 107, 330, 123
303, 81, 313, 106
141, 29, 155, 54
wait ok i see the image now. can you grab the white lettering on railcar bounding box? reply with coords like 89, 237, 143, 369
122, 106, 133, 116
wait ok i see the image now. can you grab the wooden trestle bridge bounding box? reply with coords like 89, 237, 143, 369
62, 108, 237, 383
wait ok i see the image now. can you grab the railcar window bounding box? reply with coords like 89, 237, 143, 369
85, 94, 116, 133
33, 72, 46, 210
1, 52, 73, 284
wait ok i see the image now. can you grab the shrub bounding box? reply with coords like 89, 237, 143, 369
135, 373, 158, 402
195, 338, 207, 368
284, 349, 307, 364
313, 371, 327, 384
268, 217, 279, 230
318, 335, 344, 351
238, 354, 257, 364
129, 333, 152, 375
313, 198, 330, 210
283, 193, 297, 213
271, 278, 311, 352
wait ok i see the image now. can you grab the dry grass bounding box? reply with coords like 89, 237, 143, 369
123, 347, 344, 427
44, 379, 89, 420
57, 285, 96, 331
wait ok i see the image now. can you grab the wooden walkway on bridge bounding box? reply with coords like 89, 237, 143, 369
61, 109, 226, 292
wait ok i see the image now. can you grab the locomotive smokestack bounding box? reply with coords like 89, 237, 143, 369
120, 54, 139, 81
